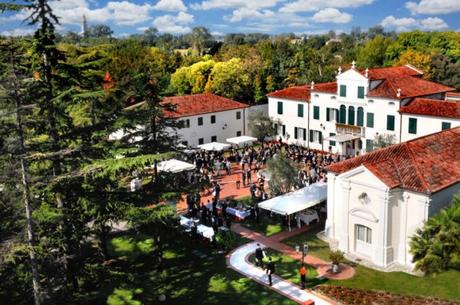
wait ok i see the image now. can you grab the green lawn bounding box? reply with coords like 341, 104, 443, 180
248, 248, 324, 288
107, 234, 155, 262
283, 225, 331, 261
102, 231, 297, 305
241, 213, 285, 237
283, 227, 460, 301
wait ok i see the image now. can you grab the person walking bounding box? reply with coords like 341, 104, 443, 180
242, 170, 246, 187
265, 257, 275, 286
299, 264, 307, 289
255, 243, 264, 268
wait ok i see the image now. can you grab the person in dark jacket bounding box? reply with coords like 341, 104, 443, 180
265, 257, 275, 286
255, 243, 264, 268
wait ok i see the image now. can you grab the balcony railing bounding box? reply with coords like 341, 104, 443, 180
336, 123, 365, 137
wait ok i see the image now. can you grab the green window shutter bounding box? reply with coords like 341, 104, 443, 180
387, 115, 395, 131
303, 129, 307, 141
366, 139, 374, 152
366, 113, 374, 128
198, 117, 203, 126
408, 118, 417, 134
282, 125, 286, 136
294, 127, 298, 139
340, 85, 346, 97
298, 104, 304, 117
442, 122, 451, 130
357, 107, 364, 127
358, 86, 365, 99
318, 131, 323, 143
277, 101, 283, 114
348, 106, 355, 125
309, 130, 314, 142
326, 108, 330, 121
339, 105, 346, 124
329, 133, 336, 146
313, 106, 320, 120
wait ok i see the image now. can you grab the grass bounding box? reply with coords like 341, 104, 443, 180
107, 233, 155, 262
248, 248, 324, 288
283, 227, 460, 301
283, 225, 331, 261
241, 213, 285, 237
101, 231, 297, 305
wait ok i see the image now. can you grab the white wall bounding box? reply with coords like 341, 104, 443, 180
172, 108, 247, 147
401, 114, 460, 142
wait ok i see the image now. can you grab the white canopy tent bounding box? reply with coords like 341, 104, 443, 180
156, 159, 195, 173
259, 182, 327, 215
197, 142, 231, 151
226, 136, 257, 146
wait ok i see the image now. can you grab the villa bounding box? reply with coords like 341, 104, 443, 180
267, 64, 460, 156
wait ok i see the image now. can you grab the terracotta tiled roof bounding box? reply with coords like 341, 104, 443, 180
367, 77, 455, 99
162, 93, 248, 118
312, 82, 338, 94
399, 98, 460, 119
361, 65, 423, 80
327, 126, 460, 194
266, 85, 311, 101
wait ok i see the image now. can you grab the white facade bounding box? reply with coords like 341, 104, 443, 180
400, 114, 460, 142
268, 67, 455, 156
325, 166, 460, 271
172, 108, 247, 148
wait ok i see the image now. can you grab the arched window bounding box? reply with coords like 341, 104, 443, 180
348, 106, 355, 125
339, 105, 346, 124
357, 107, 364, 127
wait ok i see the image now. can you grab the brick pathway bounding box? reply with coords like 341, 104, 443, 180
176, 163, 256, 214
231, 223, 355, 280
228, 242, 335, 305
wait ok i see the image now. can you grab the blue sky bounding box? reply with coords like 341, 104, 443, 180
1, 0, 460, 36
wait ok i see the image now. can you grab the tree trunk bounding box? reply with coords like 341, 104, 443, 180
10, 47, 43, 305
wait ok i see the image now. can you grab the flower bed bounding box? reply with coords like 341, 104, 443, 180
315, 285, 460, 305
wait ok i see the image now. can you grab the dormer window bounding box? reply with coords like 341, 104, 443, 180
388, 102, 395, 106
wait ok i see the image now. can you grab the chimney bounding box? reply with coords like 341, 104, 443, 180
338, 66, 342, 75
397, 88, 402, 98
310, 81, 315, 90
352, 60, 356, 69
365, 68, 369, 78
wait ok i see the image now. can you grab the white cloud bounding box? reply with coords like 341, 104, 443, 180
280, 0, 374, 13
1, 28, 35, 37
226, 8, 274, 22
153, 12, 194, 34
191, 0, 280, 10
381, 15, 448, 32
1, 0, 154, 27
406, 0, 460, 15
154, 0, 187, 12
311, 8, 352, 24
420, 17, 448, 30
381, 15, 417, 32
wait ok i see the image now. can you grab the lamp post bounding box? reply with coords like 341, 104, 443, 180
296, 243, 309, 265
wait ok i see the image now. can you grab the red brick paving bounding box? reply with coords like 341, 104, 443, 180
176, 163, 255, 214
231, 223, 355, 280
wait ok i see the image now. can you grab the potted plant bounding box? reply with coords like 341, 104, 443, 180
329, 250, 345, 273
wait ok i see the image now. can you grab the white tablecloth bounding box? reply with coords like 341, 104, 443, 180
226, 207, 251, 219
180, 216, 214, 240
296, 210, 319, 227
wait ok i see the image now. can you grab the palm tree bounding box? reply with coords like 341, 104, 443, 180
410, 194, 460, 274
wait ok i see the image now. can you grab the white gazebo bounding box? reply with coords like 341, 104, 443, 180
197, 142, 231, 151
258, 182, 327, 230
156, 159, 195, 173
226, 135, 257, 146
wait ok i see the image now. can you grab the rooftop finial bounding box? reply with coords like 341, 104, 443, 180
338, 66, 342, 75
365, 68, 369, 78
352, 60, 356, 69
397, 88, 402, 98
310, 81, 315, 90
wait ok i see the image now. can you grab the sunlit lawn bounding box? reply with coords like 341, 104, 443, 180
103, 231, 296, 305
